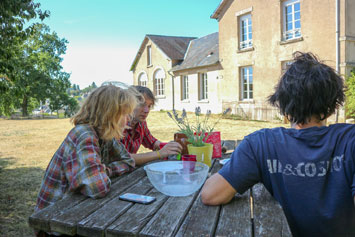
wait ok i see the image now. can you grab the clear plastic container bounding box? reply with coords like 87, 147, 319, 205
144, 161, 209, 196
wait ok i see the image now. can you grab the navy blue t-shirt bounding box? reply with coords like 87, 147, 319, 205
219, 123, 355, 236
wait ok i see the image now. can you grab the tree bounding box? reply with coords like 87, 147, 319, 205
91, 82, 97, 88
48, 72, 72, 116
346, 69, 355, 118
0, 0, 49, 79
8, 23, 70, 116
64, 97, 79, 118
0, 0, 50, 116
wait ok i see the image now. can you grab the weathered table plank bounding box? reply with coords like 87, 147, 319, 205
215, 191, 252, 237
77, 176, 154, 237
49, 167, 147, 235
28, 192, 87, 233
175, 193, 220, 237
28, 172, 126, 233
215, 141, 253, 236
106, 188, 169, 237
252, 183, 291, 237
139, 194, 196, 237
175, 159, 222, 237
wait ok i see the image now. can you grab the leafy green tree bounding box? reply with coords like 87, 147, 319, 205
48, 73, 72, 116
0, 76, 15, 115
8, 23, 69, 116
0, 0, 51, 116
346, 69, 355, 118
91, 82, 97, 88
0, 0, 49, 81
64, 97, 79, 118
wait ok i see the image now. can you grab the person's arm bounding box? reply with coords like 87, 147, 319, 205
202, 138, 260, 206
130, 151, 162, 165
153, 140, 160, 151
67, 131, 111, 199
201, 173, 237, 205
106, 139, 136, 176
131, 141, 182, 165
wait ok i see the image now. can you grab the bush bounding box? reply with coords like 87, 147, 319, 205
346, 69, 355, 118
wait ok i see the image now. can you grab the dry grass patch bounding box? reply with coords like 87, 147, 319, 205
0, 111, 287, 236
0, 118, 73, 236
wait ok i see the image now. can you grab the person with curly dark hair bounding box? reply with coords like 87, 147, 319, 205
201, 52, 355, 236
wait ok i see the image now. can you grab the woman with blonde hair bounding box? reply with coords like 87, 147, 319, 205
34, 85, 141, 214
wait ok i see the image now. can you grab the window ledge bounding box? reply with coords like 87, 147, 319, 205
280, 36, 303, 45
198, 99, 209, 104
181, 99, 190, 103
239, 99, 255, 104
237, 47, 254, 53
156, 95, 166, 99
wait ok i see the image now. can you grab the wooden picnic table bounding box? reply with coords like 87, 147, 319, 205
29, 140, 291, 237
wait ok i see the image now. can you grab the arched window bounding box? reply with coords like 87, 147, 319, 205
153, 68, 165, 96
138, 72, 148, 87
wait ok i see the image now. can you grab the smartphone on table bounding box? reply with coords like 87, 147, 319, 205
119, 193, 156, 204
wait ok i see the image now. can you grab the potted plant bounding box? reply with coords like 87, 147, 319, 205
167, 107, 231, 167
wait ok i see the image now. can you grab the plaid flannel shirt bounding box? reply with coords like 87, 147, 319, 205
34, 124, 135, 212
121, 121, 158, 154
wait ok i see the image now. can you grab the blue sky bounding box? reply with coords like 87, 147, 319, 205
36, 0, 220, 89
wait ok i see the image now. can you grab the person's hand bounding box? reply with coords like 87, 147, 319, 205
159, 141, 182, 158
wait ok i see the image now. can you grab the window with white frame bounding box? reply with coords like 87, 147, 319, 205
198, 73, 208, 100
283, 0, 301, 40
241, 67, 253, 100
138, 72, 148, 87
181, 75, 189, 100
239, 14, 252, 49
147, 45, 152, 66
154, 69, 164, 96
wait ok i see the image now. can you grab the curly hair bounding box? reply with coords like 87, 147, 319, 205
268, 52, 345, 124
71, 85, 141, 140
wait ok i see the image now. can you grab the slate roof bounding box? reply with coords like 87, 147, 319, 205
130, 35, 196, 71
171, 32, 219, 72
147, 35, 196, 60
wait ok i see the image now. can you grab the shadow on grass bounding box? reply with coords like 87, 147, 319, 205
0, 156, 46, 237
0, 156, 16, 171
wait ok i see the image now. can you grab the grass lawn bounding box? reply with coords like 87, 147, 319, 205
0, 111, 287, 236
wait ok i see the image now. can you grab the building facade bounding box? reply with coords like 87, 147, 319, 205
130, 35, 196, 111
131, 0, 355, 122
171, 32, 223, 113
211, 0, 355, 122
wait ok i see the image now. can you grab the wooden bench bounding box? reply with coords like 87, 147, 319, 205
29, 140, 291, 237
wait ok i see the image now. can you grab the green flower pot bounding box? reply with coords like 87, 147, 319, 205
187, 143, 213, 167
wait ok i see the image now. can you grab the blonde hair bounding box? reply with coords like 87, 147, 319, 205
71, 85, 141, 141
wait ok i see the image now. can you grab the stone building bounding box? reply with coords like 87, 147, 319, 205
130, 35, 196, 111
171, 32, 223, 113
211, 0, 355, 122
131, 0, 355, 122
